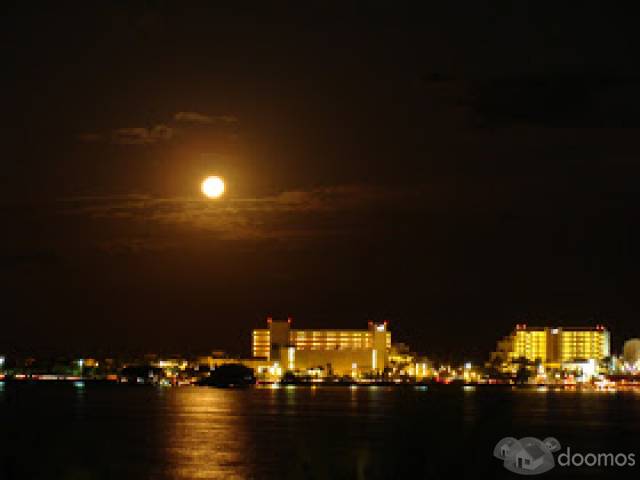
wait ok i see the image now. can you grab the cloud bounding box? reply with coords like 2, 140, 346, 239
77, 111, 236, 145
174, 111, 238, 124
270, 185, 398, 211
57, 185, 413, 246
111, 125, 173, 145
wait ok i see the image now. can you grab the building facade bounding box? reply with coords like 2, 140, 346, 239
252, 317, 391, 376
491, 324, 610, 375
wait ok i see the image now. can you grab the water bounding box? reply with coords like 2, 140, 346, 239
1, 383, 639, 479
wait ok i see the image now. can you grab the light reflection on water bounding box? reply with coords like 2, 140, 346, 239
160, 388, 253, 479
1, 385, 640, 479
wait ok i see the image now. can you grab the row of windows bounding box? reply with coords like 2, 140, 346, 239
252, 330, 390, 337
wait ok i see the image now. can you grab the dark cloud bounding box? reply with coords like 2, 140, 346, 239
174, 112, 238, 124
57, 185, 418, 243
77, 126, 174, 145
77, 112, 237, 146
111, 125, 173, 145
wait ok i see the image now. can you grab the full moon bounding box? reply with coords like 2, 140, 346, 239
201, 176, 225, 198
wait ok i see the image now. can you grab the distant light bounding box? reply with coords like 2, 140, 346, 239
464, 362, 472, 369
201, 176, 225, 198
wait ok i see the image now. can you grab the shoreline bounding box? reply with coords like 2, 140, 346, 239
1, 378, 638, 391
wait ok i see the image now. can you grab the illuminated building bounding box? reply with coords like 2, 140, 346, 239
386, 343, 431, 379
623, 338, 640, 370
81, 358, 99, 368
491, 324, 610, 375
252, 317, 391, 376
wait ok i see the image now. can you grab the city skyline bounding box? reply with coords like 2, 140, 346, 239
3, 318, 640, 387
1, 316, 636, 364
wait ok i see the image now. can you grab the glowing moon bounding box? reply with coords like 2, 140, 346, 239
201, 176, 225, 198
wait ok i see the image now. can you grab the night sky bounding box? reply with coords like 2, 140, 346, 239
3, 3, 639, 360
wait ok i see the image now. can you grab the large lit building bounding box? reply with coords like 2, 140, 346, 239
252, 317, 391, 376
491, 324, 610, 375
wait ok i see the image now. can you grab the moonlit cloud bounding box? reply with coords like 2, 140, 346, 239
111, 125, 173, 145
174, 111, 238, 124
77, 111, 237, 146
57, 185, 416, 246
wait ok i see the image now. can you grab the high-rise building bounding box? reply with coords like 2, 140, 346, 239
252, 317, 391, 375
491, 324, 610, 374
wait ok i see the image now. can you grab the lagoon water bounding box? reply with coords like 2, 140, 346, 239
1, 383, 639, 479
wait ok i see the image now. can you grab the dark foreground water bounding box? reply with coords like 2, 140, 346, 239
1, 383, 639, 479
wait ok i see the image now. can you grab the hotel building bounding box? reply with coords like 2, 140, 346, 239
491, 324, 610, 375
252, 317, 391, 376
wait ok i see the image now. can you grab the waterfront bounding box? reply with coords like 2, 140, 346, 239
2, 384, 639, 479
